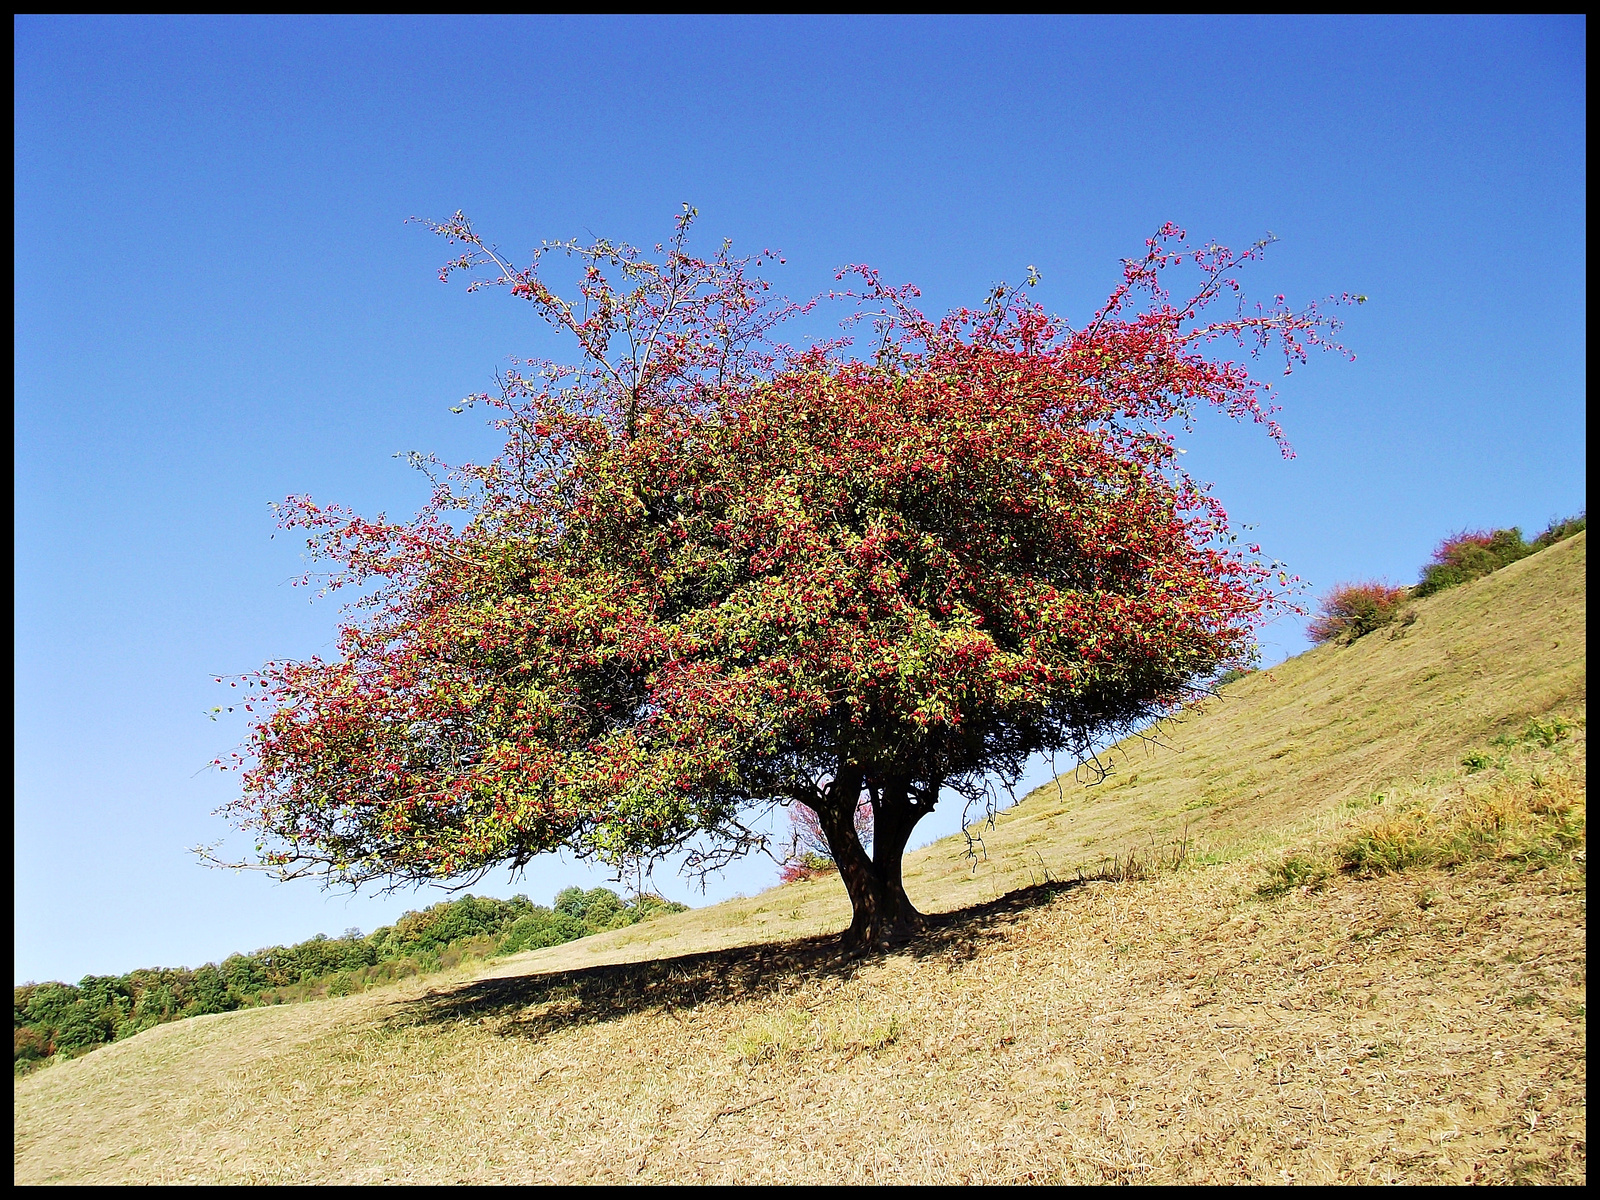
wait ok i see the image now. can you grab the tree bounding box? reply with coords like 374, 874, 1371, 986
213, 208, 1354, 948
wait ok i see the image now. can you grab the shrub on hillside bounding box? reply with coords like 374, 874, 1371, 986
1413, 528, 1534, 598
1306, 581, 1410, 645
498, 889, 687, 954
556, 886, 627, 933
777, 852, 838, 885
625, 892, 690, 926
13, 1026, 50, 1070
1407, 513, 1583, 601
1532, 512, 1586, 549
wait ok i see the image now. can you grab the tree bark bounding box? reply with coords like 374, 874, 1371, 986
814, 770, 929, 951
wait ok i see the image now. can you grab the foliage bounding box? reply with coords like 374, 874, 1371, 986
14, 886, 682, 1074
1307, 513, 1584, 648
1305, 580, 1410, 645
1408, 511, 1589, 602
214, 209, 1355, 946
1413, 528, 1535, 598
1532, 512, 1585, 549
1529, 717, 1574, 747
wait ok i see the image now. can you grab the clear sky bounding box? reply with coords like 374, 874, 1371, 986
15, 15, 1586, 984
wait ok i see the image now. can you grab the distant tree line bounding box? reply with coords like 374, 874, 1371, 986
14, 886, 684, 1075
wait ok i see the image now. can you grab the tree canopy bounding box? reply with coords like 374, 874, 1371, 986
214, 208, 1354, 947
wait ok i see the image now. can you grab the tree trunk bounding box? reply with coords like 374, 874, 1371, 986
814, 772, 929, 951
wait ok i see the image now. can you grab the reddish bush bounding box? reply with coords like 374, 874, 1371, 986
776, 857, 834, 885
1307, 581, 1409, 645
14, 1026, 51, 1064
778, 796, 873, 884
1432, 529, 1495, 567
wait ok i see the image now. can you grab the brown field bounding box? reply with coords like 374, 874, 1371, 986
14, 534, 1586, 1184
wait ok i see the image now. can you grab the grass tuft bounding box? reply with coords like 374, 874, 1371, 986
1337, 766, 1584, 877
1256, 852, 1333, 897
729, 1005, 904, 1064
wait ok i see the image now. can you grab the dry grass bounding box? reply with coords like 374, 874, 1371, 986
14, 535, 1586, 1184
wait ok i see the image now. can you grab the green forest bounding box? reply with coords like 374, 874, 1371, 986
14, 886, 685, 1075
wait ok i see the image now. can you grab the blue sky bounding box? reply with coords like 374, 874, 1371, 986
15, 15, 1585, 984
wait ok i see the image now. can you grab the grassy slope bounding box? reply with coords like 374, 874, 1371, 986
15, 534, 1586, 1184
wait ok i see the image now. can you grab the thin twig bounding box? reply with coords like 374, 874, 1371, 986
697, 1094, 776, 1139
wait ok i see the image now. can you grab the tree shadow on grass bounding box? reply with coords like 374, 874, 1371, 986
391, 879, 1086, 1043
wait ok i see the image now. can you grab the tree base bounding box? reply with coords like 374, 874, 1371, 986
840, 902, 928, 953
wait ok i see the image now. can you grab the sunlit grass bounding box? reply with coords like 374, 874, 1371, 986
15, 534, 1586, 1185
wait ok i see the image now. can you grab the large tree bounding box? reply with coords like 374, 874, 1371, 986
214, 209, 1353, 948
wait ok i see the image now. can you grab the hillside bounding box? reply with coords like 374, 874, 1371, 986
14, 533, 1585, 1184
